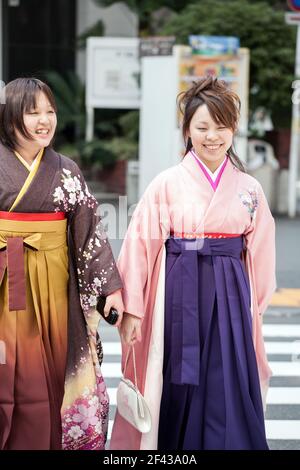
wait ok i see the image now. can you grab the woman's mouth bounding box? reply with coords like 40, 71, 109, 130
203, 144, 223, 150
35, 129, 52, 139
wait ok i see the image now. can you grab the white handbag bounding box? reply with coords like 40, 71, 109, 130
116, 345, 151, 433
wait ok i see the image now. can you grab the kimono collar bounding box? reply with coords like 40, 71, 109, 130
190, 149, 228, 191
14, 148, 44, 172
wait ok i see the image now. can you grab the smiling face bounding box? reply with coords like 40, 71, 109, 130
15, 91, 57, 155
188, 104, 233, 171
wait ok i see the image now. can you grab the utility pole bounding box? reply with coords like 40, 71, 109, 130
286, 1, 300, 217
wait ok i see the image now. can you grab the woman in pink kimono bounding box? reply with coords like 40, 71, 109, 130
0, 78, 123, 450
111, 76, 276, 450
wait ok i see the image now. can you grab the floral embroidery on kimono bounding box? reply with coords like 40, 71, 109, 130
62, 367, 109, 450
77, 225, 115, 313
53, 168, 95, 211
53, 168, 117, 313
239, 188, 259, 221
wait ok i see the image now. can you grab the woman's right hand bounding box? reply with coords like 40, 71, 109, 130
119, 312, 142, 346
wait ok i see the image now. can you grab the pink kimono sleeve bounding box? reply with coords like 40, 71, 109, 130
244, 183, 276, 316
118, 177, 168, 318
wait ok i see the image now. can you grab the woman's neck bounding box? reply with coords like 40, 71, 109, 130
193, 151, 226, 173
14, 145, 42, 164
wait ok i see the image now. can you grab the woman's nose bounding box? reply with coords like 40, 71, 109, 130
38, 114, 50, 124
206, 130, 218, 140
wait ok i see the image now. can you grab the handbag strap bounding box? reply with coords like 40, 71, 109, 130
123, 345, 138, 389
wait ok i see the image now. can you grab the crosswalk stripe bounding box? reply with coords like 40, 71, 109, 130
107, 420, 300, 442
103, 337, 300, 354
107, 388, 117, 405
268, 361, 300, 376
108, 420, 113, 440
263, 324, 300, 337
265, 420, 300, 440
266, 388, 300, 404
102, 363, 122, 377
103, 342, 122, 355
265, 341, 300, 354
107, 386, 300, 406
102, 360, 300, 378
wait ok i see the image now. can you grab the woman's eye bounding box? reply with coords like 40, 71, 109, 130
48, 110, 55, 114
197, 128, 207, 131
218, 127, 227, 130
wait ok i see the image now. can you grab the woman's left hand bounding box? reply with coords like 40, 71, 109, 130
104, 288, 124, 327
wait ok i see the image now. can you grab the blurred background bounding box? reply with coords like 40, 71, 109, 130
1, 0, 299, 210
1, 0, 299, 450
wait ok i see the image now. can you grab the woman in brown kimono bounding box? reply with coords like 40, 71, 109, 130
0, 78, 123, 450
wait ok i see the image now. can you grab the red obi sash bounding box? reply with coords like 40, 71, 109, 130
170, 231, 241, 239
0, 211, 66, 221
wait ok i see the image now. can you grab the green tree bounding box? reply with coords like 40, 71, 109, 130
94, 0, 196, 33
160, 0, 296, 127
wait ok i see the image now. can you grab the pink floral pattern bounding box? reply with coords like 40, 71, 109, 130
62, 372, 109, 450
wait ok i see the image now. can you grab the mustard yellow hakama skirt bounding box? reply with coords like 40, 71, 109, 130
0, 217, 68, 450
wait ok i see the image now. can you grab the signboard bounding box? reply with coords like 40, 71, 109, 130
189, 35, 240, 56
139, 36, 175, 57
287, 0, 300, 11
285, 11, 300, 24
86, 37, 140, 109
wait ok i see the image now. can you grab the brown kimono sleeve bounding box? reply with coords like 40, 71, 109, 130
68, 168, 122, 314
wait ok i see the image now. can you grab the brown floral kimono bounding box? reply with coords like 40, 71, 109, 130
0, 143, 122, 450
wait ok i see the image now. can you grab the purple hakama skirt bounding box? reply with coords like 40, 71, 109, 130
157, 236, 268, 450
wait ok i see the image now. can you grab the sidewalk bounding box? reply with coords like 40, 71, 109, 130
271, 216, 300, 308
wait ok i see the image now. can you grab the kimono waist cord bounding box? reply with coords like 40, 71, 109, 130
0, 218, 67, 311
166, 236, 243, 386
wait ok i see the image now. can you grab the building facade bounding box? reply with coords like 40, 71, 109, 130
0, 0, 137, 83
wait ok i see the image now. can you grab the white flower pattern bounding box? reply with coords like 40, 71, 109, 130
52, 168, 118, 312
239, 188, 259, 222
52, 168, 97, 213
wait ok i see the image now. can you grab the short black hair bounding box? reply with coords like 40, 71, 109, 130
0, 77, 57, 150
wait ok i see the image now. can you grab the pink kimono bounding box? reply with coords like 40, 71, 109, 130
110, 153, 276, 450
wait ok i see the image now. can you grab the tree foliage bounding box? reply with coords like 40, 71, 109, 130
161, 0, 296, 126
95, 0, 296, 126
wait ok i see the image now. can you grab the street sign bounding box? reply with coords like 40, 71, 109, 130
139, 37, 175, 57
188, 35, 240, 56
86, 37, 140, 109
287, 0, 300, 11
285, 12, 300, 24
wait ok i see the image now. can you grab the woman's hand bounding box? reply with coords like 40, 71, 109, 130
120, 312, 142, 346
104, 289, 124, 328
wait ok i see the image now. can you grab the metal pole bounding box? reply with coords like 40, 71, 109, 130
85, 106, 94, 142
288, 25, 300, 217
